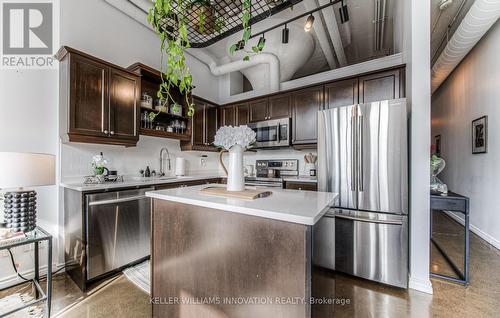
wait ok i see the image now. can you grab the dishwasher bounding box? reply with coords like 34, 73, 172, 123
85, 187, 153, 280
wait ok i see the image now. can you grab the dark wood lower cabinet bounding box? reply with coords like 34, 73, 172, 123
285, 181, 318, 191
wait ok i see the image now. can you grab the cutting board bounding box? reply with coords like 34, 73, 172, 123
200, 186, 272, 200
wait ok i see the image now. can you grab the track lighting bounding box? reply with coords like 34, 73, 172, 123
304, 14, 315, 32
282, 24, 289, 43
339, 0, 349, 24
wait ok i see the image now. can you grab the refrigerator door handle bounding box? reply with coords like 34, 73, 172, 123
358, 114, 364, 192
350, 115, 356, 192
335, 213, 403, 225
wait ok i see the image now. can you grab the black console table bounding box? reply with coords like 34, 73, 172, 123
430, 191, 470, 285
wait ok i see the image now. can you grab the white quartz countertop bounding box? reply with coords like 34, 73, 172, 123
146, 184, 337, 225
60, 174, 223, 192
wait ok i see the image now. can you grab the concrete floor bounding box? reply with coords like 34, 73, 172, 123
2, 212, 500, 317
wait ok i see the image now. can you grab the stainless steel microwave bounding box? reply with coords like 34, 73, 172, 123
248, 118, 291, 148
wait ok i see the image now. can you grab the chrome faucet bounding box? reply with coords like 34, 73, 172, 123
159, 147, 171, 176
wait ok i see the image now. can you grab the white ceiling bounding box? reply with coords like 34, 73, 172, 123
204, 0, 400, 80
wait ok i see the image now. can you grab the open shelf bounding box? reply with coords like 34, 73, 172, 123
140, 128, 191, 141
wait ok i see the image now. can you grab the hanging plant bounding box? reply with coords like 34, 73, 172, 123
148, 0, 195, 121
229, 0, 266, 61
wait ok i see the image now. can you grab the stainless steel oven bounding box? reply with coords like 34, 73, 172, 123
248, 118, 291, 148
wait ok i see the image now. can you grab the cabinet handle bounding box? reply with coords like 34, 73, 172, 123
104, 130, 109, 135
110, 131, 115, 135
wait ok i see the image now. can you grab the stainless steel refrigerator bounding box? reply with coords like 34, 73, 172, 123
314, 98, 408, 288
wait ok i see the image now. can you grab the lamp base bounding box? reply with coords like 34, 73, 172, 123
3, 190, 37, 233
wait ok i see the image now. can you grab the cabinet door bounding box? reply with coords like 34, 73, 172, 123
192, 99, 206, 146
219, 106, 236, 127
109, 69, 139, 141
359, 69, 401, 103
69, 55, 109, 137
249, 98, 268, 122
325, 78, 358, 109
205, 104, 218, 145
268, 93, 291, 119
292, 86, 323, 144
236, 104, 250, 126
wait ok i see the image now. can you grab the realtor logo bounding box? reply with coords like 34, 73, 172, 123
3, 2, 52, 54
1, 0, 58, 69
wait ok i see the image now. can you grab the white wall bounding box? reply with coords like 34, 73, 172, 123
0, 69, 59, 287
406, 0, 433, 294
432, 21, 500, 249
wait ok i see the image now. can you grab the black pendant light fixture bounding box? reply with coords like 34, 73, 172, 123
282, 24, 289, 43
304, 14, 315, 32
339, 0, 350, 24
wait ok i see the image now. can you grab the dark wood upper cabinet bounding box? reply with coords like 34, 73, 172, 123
325, 78, 358, 109
57, 46, 140, 146
205, 104, 218, 145
292, 86, 323, 145
68, 54, 109, 137
358, 69, 403, 103
249, 99, 268, 122
236, 104, 250, 126
109, 69, 139, 141
268, 93, 291, 119
191, 99, 205, 146
181, 98, 218, 152
219, 106, 236, 127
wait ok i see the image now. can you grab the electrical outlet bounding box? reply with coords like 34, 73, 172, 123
200, 154, 208, 167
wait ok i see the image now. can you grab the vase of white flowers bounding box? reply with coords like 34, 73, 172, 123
214, 126, 256, 191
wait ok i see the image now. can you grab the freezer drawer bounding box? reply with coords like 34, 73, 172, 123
334, 210, 408, 288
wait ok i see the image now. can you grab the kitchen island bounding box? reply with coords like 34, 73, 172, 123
146, 184, 337, 318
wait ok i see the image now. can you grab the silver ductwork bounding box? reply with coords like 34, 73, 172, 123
432, 0, 500, 93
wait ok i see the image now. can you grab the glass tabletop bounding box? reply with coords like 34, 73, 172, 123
0, 227, 51, 250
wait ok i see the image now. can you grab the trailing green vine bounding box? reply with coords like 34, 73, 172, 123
229, 0, 266, 61
148, 0, 195, 121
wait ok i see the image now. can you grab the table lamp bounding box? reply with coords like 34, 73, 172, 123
0, 152, 55, 232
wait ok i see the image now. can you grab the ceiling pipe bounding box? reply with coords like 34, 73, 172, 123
432, 0, 500, 93
187, 49, 281, 92
105, 0, 280, 93
303, 0, 338, 69
317, 0, 347, 66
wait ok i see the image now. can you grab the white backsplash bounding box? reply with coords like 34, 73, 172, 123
61, 136, 317, 181
241, 148, 318, 176
61, 136, 221, 180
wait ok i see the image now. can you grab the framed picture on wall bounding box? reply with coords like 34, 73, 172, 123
472, 116, 488, 154
434, 135, 441, 157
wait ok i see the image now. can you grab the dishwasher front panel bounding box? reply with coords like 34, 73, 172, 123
86, 188, 152, 280
334, 210, 408, 288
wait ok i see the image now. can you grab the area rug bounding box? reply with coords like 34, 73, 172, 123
123, 260, 150, 295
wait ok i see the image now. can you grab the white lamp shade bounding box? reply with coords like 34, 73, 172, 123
0, 152, 56, 189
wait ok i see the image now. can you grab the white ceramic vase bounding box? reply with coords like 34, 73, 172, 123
227, 145, 245, 191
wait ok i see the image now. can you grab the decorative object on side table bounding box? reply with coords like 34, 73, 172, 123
214, 126, 256, 191
430, 150, 448, 194
472, 115, 488, 154
434, 135, 441, 157
0, 152, 55, 233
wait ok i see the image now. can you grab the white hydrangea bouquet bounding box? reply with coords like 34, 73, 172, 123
214, 125, 256, 150
214, 126, 256, 191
